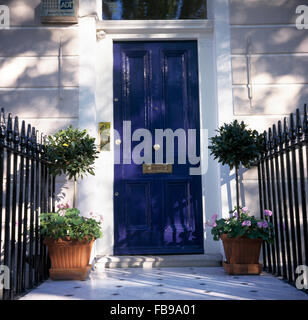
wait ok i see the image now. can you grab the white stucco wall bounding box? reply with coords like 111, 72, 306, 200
1, 0, 306, 259
0, 0, 81, 209
229, 0, 308, 216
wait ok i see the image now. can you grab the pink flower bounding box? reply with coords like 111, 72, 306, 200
264, 209, 272, 217
59, 211, 65, 217
205, 221, 217, 227
211, 214, 218, 227
242, 220, 251, 227
205, 214, 218, 228
241, 207, 249, 213
57, 201, 71, 210
88, 212, 103, 224
258, 220, 268, 229
257, 221, 263, 228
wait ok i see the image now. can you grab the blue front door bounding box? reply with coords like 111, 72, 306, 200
113, 41, 203, 254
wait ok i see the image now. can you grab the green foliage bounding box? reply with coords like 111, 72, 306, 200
208, 207, 274, 244
209, 120, 264, 170
45, 125, 99, 181
40, 208, 103, 241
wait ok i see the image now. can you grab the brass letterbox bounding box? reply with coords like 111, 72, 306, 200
142, 164, 172, 174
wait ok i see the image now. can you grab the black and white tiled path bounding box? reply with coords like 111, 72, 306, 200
20, 267, 308, 300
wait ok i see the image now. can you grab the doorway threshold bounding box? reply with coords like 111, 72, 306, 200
95, 254, 222, 269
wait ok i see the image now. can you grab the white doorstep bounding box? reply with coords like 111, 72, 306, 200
94, 254, 223, 269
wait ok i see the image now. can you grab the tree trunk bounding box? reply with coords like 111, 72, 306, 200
235, 165, 240, 216
73, 178, 77, 208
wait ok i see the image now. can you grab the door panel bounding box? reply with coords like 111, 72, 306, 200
163, 50, 188, 131
114, 41, 203, 255
125, 182, 151, 231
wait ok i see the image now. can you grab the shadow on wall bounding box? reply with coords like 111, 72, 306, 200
0, 1, 80, 207
231, 1, 308, 119
0, 0, 79, 135
220, 164, 251, 214
228, 0, 308, 215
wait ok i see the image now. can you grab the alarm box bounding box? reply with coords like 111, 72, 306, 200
41, 0, 78, 23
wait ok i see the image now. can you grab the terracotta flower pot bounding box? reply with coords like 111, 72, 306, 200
221, 234, 262, 264
44, 238, 94, 280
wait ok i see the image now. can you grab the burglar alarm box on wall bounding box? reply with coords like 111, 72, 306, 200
41, 0, 78, 23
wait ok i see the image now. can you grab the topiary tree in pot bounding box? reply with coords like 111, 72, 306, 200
42, 126, 100, 280
208, 120, 271, 274
45, 125, 99, 208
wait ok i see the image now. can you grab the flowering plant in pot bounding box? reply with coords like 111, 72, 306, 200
208, 120, 269, 274
40, 203, 103, 280
207, 207, 274, 274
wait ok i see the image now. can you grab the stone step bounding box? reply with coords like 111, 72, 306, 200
94, 254, 223, 269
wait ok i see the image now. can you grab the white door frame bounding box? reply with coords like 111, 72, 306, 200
84, 19, 223, 258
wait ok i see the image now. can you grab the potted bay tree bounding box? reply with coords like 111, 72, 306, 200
41, 125, 101, 280
208, 120, 274, 274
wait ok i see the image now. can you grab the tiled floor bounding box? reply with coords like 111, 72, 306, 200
19, 267, 308, 300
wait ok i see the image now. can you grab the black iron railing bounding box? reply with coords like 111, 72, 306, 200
0, 108, 55, 300
256, 105, 308, 289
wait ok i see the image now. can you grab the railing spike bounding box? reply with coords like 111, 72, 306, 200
7, 113, 12, 131
31, 127, 36, 140
0, 108, 5, 126
289, 113, 296, 143
27, 124, 31, 137
296, 108, 302, 141
14, 116, 19, 133
31, 127, 37, 154
273, 124, 278, 150
20, 121, 26, 153
278, 120, 284, 150
6, 113, 13, 146
263, 130, 268, 153
36, 130, 40, 153
268, 127, 273, 151
21, 120, 25, 136
283, 117, 289, 144
13, 116, 20, 147
278, 120, 282, 138
303, 104, 308, 139
26, 124, 32, 155
0, 108, 6, 139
